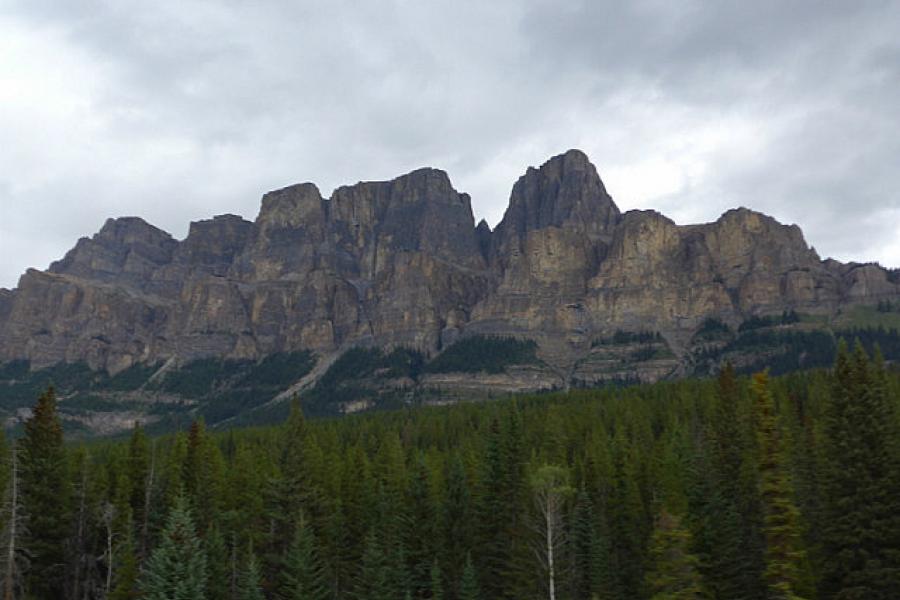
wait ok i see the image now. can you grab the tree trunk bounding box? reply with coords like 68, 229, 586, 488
547, 505, 556, 600
3, 445, 17, 600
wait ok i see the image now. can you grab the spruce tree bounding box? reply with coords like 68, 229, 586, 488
441, 453, 472, 597
237, 548, 265, 600
19, 386, 70, 599
751, 372, 809, 599
571, 488, 605, 600
140, 496, 207, 600
608, 428, 647, 598
407, 455, 435, 599
701, 364, 765, 600
459, 553, 481, 600
430, 559, 444, 600
109, 530, 140, 600
183, 419, 225, 532
204, 525, 230, 600
644, 508, 708, 599
354, 530, 392, 600
278, 515, 327, 600
820, 342, 900, 598
127, 423, 150, 558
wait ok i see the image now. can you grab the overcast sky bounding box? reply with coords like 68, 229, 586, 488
1, 0, 899, 289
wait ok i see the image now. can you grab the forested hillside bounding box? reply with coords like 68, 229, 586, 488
2, 342, 900, 599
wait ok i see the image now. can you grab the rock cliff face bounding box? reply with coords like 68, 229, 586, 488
1, 149, 898, 390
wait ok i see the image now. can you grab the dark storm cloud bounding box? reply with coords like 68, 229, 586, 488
1, 0, 898, 288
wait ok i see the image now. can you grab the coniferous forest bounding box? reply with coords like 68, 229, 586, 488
2, 342, 900, 599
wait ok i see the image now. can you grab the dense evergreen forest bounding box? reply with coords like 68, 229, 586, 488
2, 342, 900, 599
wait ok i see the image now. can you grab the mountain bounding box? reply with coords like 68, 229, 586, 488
1, 149, 899, 435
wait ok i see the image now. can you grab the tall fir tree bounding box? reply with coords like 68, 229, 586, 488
109, 529, 140, 600
459, 553, 481, 600
571, 488, 608, 600
644, 508, 708, 600
608, 427, 647, 599
127, 423, 151, 558
237, 547, 265, 600
441, 453, 473, 598
278, 514, 328, 600
407, 454, 436, 599
140, 496, 207, 600
18, 386, 70, 599
183, 419, 225, 533
751, 372, 809, 600
700, 364, 765, 600
819, 342, 900, 598
430, 559, 444, 600
353, 530, 394, 600
204, 525, 230, 600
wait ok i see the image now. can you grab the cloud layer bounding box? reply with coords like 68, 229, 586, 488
2, 0, 899, 288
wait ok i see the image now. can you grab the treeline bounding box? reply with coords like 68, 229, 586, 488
2, 343, 900, 599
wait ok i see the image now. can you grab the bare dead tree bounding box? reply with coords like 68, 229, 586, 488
529, 465, 573, 600
99, 502, 117, 597
141, 439, 156, 561
1, 442, 26, 600
69, 452, 89, 600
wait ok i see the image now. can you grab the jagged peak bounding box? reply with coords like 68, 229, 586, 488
330, 166, 457, 202
496, 149, 620, 238
620, 208, 676, 226
97, 216, 174, 243
186, 213, 251, 233
256, 182, 325, 227
713, 207, 807, 238
536, 148, 592, 171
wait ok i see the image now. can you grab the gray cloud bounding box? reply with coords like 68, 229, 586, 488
1, 0, 898, 288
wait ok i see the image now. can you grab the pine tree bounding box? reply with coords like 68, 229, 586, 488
407, 455, 435, 599
183, 420, 225, 532
140, 496, 207, 600
459, 553, 481, 600
751, 372, 808, 599
127, 423, 150, 558
354, 530, 393, 600
475, 411, 525, 600
18, 386, 70, 599
819, 342, 900, 598
278, 515, 327, 600
271, 400, 316, 560
701, 364, 765, 600
109, 530, 140, 600
571, 488, 605, 600
237, 548, 265, 600
644, 508, 708, 599
204, 525, 230, 600
441, 453, 472, 597
608, 428, 647, 598
430, 559, 444, 600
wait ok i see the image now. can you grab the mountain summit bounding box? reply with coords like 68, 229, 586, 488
1, 151, 898, 432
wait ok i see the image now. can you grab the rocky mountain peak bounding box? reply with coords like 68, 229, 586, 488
173, 214, 253, 276
1, 149, 898, 393
257, 183, 326, 228
494, 149, 621, 243
48, 216, 176, 284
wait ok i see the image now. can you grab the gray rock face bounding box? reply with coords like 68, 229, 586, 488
1, 149, 898, 381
